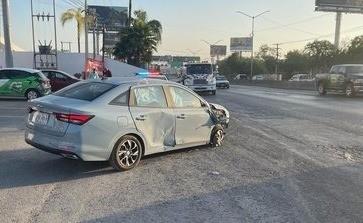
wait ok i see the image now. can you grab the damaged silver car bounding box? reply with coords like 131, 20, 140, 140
25, 78, 229, 171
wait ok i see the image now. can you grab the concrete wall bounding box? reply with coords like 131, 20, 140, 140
0, 51, 146, 77
231, 80, 317, 91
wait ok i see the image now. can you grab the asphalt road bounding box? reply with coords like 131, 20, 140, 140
1, 85, 363, 223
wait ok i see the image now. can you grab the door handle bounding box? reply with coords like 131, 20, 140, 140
177, 114, 186, 119
136, 115, 146, 121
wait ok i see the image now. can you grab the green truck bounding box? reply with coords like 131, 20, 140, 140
316, 64, 363, 97
0, 68, 51, 100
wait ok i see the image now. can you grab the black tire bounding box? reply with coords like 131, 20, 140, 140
211, 90, 216, 95
25, 89, 40, 100
210, 124, 225, 147
318, 83, 327, 96
227, 85, 230, 89
110, 135, 143, 171
345, 83, 356, 97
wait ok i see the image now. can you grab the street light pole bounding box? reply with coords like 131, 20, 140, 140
128, 0, 132, 27
236, 10, 269, 80
1, 0, 13, 67
84, 0, 89, 72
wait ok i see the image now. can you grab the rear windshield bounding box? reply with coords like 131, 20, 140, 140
216, 76, 226, 80
54, 82, 116, 101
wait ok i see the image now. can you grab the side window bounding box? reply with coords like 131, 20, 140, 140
55, 72, 67, 80
9, 71, 29, 79
169, 86, 202, 108
0, 71, 6, 79
337, 66, 346, 75
110, 90, 129, 106
330, 66, 338, 74
133, 86, 167, 108
42, 71, 52, 79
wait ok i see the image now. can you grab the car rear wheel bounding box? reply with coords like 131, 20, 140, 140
345, 84, 356, 97
318, 83, 326, 96
110, 135, 142, 171
25, 89, 40, 100
210, 125, 225, 147
211, 90, 216, 95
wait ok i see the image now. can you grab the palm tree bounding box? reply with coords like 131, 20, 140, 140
113, 10, 162, 67
61, 8, 85, 53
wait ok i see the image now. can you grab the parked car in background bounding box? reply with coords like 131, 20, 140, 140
0, 68, 51, 100
234, 74, 248, 80
25, 78, 230, 171
289, 74, 313, 82
316, 64, 363, 97
42, 69, 79, 92
252, 75, 264, 81
216, 75, 230, 89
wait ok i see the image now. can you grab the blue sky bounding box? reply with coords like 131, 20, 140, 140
4, 0, 363, 60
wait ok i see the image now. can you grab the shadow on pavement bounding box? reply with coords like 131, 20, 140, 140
0, 148, 115, 189
0, 145, 210, 189
81, 163, 363, 223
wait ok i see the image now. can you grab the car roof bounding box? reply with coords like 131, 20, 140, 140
96, 77, 174, 86
334, 64, 363, 67
0, 67, 41, 73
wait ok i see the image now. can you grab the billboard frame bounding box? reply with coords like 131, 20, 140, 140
315, 0, 363, 14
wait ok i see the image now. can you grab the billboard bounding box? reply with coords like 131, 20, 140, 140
316, 0, 363, 13
230, 37, 253, 52
210, 45, 227, 56
88, 6, 128, 32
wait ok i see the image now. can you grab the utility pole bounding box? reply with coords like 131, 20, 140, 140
128, 0, 132, 27
273, 43, 280, 75
1, 0, 13, 67
237, 10, 270, 80
334, 12, 342, 48
84, 0, 89, 72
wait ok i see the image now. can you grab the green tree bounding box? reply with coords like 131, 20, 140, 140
304, 40, 337, 73
61, 8, 85, 53
218, 53, 267, 79
113, 10, 162, 67
282, 50, 310, 79
346, 35, 363, 63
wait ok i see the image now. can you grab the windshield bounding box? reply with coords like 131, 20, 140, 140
186, 64, 212, 75
216, 76, 226, 80
347, 66, 363, 74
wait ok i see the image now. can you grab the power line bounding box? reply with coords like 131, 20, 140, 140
277, 25, 363, 45
257, 14, 330, 33
260, 16, 318, 36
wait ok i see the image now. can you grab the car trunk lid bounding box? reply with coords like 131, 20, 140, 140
27, 95, 91, 137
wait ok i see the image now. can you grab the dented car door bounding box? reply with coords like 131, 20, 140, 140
129, 86, 175, 153
167, 86, 213, 146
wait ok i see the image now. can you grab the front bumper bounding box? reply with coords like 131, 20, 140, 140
216, 82, 230, 88
25, 127, 111, 161
187, 85, 216, 92
354, 85, 363, 93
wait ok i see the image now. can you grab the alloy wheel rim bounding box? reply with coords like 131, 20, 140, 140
27, 91, 38, 100
346, 87, 352, 96
319, 85, 324, 93
117, 140, 139, 167
215, 130, 224, 146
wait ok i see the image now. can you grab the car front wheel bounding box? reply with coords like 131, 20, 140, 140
318, 83, 327, 96
211, 125, 225, 147
110, 135, 142, 171
345, 84, 356, 97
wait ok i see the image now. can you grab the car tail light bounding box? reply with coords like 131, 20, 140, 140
54, 113, 94, 125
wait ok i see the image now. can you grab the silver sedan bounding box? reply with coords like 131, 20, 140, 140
25, 78, 229, 171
